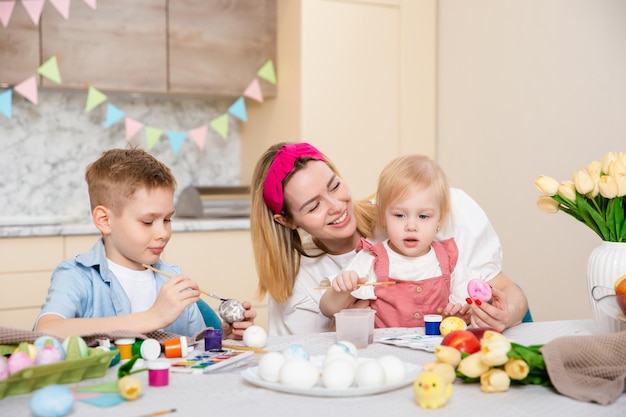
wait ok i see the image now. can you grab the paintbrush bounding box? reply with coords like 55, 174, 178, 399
141, 264, 227, 301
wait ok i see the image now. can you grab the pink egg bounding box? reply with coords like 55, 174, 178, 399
35, 346, 64, 365
467, 279, 492, 302
8, 351, 34, 375
0, 356, 9, 381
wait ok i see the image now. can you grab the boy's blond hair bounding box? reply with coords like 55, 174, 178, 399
85, 147, 177, 214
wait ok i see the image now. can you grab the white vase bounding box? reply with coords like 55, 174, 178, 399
587, 241, 626, 333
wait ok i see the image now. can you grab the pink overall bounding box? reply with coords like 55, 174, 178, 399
357, 238, 458, 328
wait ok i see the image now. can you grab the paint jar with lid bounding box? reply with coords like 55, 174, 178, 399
424, 314, 443, 336
114, 338, 135, 360
164, 336, 188, 358
204, 329, 223, 351
147, 359, 170, 387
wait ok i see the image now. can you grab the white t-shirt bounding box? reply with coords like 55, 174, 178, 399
267, 187, 503, 336
107, 260, 157, 313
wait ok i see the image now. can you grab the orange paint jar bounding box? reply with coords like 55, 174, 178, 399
164, 336, 188, 358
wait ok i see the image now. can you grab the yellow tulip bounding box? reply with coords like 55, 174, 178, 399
434, 345, 461, 367
557, 181, 577, 202
573, 168, 595, 195
599, 175, 618, 199
479, 331, 511, 367
587, 160, 602, 177
480, 368, 511, 393
504, 358, 530, 380
534, 175, 559, 196
422, 361, 457, 385
614, 173, 626, 197
536, 196, 559, 214
457, 352, 490, 378
602, 152, 618, 175
608, 160, 626, 176
118, 376, 142, 401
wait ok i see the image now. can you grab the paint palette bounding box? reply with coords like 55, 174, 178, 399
170, 349, 255, 374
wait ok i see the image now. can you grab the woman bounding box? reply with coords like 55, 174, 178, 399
250, 142, 528, 335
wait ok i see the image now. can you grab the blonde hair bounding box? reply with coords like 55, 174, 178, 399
375, 155, 450, 231
250, 142, 376, 302
85, 147, 176, 214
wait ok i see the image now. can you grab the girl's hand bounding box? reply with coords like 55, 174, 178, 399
332, 271, 366, 292
440, 302, 471, 324
467, 287, 511, 332
150, 274, 201, 328
223, 301, 257, 340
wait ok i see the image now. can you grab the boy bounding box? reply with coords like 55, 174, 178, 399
35, 148, 255, 339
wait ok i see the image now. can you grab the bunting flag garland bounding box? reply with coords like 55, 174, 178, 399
14, 76, 38, 104
104, 103, 124, 128
243, 78, 263, 103
48, 0, 70, 20
257, 59, 276, 85
0, 89, 12, 119
210, 114, 229, 140
227, 97, 247, 122
166, 131, 187, 154
145, 126, 163, 150
21, 0, 45, 25
124, 118, 143, 142
37, 56, 62, 84
188, 125, 208, 150
0, 1, 15, 28
85, 86, 107, 112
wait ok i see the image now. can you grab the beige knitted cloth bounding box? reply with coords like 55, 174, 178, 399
541, 330, 626, 405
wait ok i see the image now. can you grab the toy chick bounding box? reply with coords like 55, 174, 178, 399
413, 370, 452, 409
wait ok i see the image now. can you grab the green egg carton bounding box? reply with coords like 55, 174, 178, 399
0, 347, 117, 399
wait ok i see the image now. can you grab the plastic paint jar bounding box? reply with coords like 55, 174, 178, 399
139, 338, 161, 360
204, 329, 223, 351
424, 314, 443, 336
164, 336, 188, 358
147, 359, 170, 387
114, 338, 135, 360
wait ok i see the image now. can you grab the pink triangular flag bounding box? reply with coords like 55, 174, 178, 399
21, 0, 44, 25
0, 1, 16, 28
188, 125, 208, 150
48, 0, 70, 19
243, 78, 264, 103
14, 76, 38, 104
83, 0, 96, 10
124, 118, 144, 142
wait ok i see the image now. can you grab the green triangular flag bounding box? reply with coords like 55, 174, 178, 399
210, 114, 229, 140
257, 59, 276, 85
37, 56, 62, 84
85, 86, 107, 113
145, 126, 163, 150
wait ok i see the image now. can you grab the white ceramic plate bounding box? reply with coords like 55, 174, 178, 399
240, 356, 421, 397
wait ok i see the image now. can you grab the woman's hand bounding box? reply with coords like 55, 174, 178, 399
222, 301, 257, 340
467, 287, 511, 332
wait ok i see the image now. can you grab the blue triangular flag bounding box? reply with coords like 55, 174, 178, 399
0, 89, 12, 119
104, 103, 125, 128
227, 97, 247, 122
166, 131, 187, 154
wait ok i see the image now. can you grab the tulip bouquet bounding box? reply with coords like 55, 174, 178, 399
534, 152, 626, 242
429, 331, 550, 393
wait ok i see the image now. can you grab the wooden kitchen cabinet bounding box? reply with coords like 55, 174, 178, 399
168, 0, 277, 97
0, 5, 40, 86
40, 0, 168, 93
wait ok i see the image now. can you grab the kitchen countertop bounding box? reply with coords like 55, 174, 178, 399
0, 217, 250, 238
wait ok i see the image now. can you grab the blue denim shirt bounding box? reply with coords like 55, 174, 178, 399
36, 239, 207, 337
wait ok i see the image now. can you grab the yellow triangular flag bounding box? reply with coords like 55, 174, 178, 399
85, 86, 107, 113
210, 114, 229, 140
145, 126, 163, 150
257, 59, 276, 85
37, 56, 62, 84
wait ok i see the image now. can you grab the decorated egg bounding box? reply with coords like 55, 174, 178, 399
322, 356, 356, 389
62, 335, 89, 359
30, 384, 74, 417
258, 351, 286, 383
34, 336, 64, 358
279, 358, 319, 388
327, 341, 358, 357
15, 342, 38, 361
355, 359, 385, 388
467, 278, 492, 302
377, 355, 406, 385
439, 316, 467, 336
243, 325, 268, 348
0, 356, 9, 381
218, 299, 246, 323
8, 351, 33, 375
35, 346, 65, 366
282, 343, 310, 360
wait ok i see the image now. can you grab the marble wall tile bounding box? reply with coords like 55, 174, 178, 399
0, 90, 241, 223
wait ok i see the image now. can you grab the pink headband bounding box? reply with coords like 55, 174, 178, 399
263, 143, 326, 214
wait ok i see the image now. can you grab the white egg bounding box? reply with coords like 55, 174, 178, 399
257, 352, 286, 383
355, 359, 385, 388
279, 358, 320, 388
377, 355, 406, 385
243, 325, 268, 348
322, 356, 356, 389
282, 344, 310, 360
328, 341, 358, 357
322, 351, 359, 371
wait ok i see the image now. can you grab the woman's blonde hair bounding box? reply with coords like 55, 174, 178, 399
375, 155, 450, 231
250, 142, 376, 302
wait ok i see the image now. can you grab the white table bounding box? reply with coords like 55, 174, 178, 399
1, 320, 624, 417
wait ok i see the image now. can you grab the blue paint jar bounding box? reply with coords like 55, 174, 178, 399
424, 314, 443, 336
